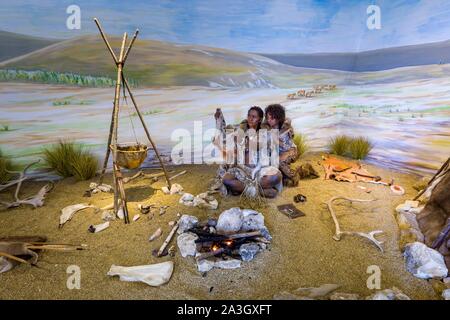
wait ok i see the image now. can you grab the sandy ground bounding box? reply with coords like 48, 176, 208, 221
0, 153, 438, 300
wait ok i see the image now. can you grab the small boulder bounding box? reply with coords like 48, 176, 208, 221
443, 289, 450, 300
177, 214, 199, 234
241, 209, 265, 231
177, 232, 199, 258
404, 242, 448, 279
239, 243, 260, 262
216, 207, 243, 234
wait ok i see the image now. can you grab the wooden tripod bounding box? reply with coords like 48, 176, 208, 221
94, 18, 172, 224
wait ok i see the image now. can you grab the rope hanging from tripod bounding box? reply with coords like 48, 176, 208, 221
121, 74, 139, 145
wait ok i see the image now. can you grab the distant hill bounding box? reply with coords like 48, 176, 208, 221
0, 34, 346, 88
261, 39, 450, 71
0, 30, 60, 62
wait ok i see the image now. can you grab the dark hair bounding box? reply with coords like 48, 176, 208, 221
265, 104, 285, 128
248, 106, 264, 119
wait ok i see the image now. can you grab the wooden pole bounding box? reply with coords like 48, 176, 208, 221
111, 32, 128, 221
122, 75, 172, 189
122, 29, 139, 65
93, 18, 118, 63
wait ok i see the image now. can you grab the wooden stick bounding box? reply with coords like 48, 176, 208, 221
169, 170, 187, 181
122, 76, 172, 189
111, 33, 128, 217
195, 230, 262, 243
122, 29, 139, 65
432, 218, 450, 250
93, 18, 118, 63
0, 252, 30, 265
157, 220, 179, 257
196, 248, 225, 261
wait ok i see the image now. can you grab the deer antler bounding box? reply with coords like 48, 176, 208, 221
326, 196, 384, 252
0, 160, 53, 209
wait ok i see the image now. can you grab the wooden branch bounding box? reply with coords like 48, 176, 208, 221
157, 220, 179, 257
122, 29, 139, 64
432, 218, 450, 250
122, 76, 172, 189
196, 248, 225, 261
93, 18, 118, 63
0, 252, 30, 265
169, 170, 187, 181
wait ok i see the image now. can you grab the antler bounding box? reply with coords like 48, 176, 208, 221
326, 196, 384, 252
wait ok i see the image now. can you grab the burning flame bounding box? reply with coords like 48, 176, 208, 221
224, 240, 233, 247
212, 244, 220, 251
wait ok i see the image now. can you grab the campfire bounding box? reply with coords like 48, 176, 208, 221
176, 208, 272, 272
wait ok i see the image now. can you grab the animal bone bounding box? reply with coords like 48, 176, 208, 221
326, 196, 384, 252
149, 228, 162, 241
157, 220, 179, 257
107, 261, 174, 287
59, 203, 95, 228
133, 214, 140, 222
88, 221, 110, 233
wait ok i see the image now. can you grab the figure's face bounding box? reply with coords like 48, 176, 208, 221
247, 109, 261, 129
266, 113, 279, 128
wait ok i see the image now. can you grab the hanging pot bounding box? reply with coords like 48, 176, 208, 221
113, 143, 148, 169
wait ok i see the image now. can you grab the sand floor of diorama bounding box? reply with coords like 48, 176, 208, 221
0, 153, 438, 300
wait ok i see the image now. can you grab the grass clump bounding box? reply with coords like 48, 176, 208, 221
293, 133, 308, 157
43, 141, 98, 180
349, 136, 373, 160
0, 125, 10, 132
328, 135, 351, 156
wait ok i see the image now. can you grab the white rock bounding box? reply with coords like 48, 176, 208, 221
397, 212, 420, 230
442, 289, 450, 300
404, 242, 448, 279
179, 193, 194, 203
443, 277, 450, 285
169, 183, 184, 195
216, 207, 243, 234
329, 292, 360, 300
89, 182, 98, 189
117, 207, 124, 220
177, 214, 199, 234
366, 287, 410, 300
192, 197, 207, 207
149, 228, 162, 241
197, 259, 215, 273
214, 258, 241, 270
97, 184, 113, 193
177, 232, 199, 258
405, 200, 419, 208
161, 186, 170, 194
102, 210, 116, 221
241, 209, 265, 231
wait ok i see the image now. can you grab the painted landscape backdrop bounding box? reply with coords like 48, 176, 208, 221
0, 1, 449, 176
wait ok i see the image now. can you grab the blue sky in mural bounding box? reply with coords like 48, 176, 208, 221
1, 0, 450, 53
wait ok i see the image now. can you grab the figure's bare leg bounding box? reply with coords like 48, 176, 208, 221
222, 173, 245, 195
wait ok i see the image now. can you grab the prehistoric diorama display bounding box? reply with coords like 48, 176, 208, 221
0, 1, 449, 301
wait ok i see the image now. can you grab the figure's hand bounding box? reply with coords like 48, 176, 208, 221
214, 108, 222, 120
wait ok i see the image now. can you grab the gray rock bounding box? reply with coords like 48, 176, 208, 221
197, 258, 241, 272
216, 207, 243, 234
404, 242, 448, 279
214, 258, 241, 270
207, 218, 217, 227
329, 292, 360, 300
241, 209, 265, 231
239, 243, 260, 262
197, 259, 215, 273
177, 214, 199, 234
101, 210, 116, 221
177, 232, 199, 258
366, 287, 410, 300
260, 226, 272, 241
397, 212, 420, 230
443, 289, 450, 300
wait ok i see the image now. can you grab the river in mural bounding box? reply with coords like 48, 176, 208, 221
1, 75, 449, 176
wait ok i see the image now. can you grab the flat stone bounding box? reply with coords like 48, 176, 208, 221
273, 291, 314, 300
177, 214, 199, 234
214, 258, 241, 270
404, 242, 448, 279
294, 284, 340, 299
177, 232, 199, 258
239, 243, 260, 262
197, 259, 215, 273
